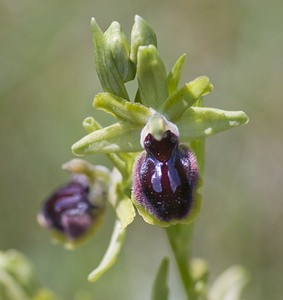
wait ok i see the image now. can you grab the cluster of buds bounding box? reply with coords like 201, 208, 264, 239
38, 15, 248, 282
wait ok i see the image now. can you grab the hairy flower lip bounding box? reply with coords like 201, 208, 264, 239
38, 169, 108, 246
132, 129, 199, 223
38, 175, 95, 239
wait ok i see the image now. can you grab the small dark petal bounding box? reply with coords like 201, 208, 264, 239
40, 175, 96, 239
133, 130, 198, 222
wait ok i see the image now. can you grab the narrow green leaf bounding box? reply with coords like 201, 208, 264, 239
137, 45, 168, 109
177, 107, 249, 142
91, 18, 129, 99
209, 266, 249, 300
88, 220, 126, 282
167, 54, 186, 95
72, 122, 142, 155
162, 76, 213, 122
93, 92, 153, 125
130, 15, 157, 64
151, 258, 170, 300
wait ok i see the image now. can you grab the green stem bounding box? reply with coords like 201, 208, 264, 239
107, 153, 128, 178
165, 97, 205, 300
166, 224, 196, 300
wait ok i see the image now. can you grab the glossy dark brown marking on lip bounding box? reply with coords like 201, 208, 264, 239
133, 130, 198, 221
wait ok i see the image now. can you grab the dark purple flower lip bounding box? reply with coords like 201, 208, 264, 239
133, 130, 199, 222
38, 175, 100, 240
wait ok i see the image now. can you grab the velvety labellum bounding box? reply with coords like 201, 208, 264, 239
40, 175, 97, 239
133, 130, 198, 221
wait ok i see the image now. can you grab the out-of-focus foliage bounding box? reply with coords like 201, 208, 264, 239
0, 0, 282, 299
0, 250, 56, 300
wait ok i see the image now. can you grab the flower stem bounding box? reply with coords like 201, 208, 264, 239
166, 97, 205, 300
166, 223, 196, 300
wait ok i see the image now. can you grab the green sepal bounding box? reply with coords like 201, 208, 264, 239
208, 266, 249, 300
167, 54, 186, 95
72, 122, 142, 155
151, 258, 170, 300
81, 117, 135, 178
130, 15, 157, 64
177, 107, 249, 142
131, 190, 202, 227
91, 18, 129, 99
93, 92, 154, 125
162, 76, 213, 122
88, 220, 126, 282
104, 21, 136, 82
137, 45, 168, 109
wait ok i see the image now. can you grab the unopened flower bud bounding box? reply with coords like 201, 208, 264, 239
104, 21, 136, 82
130, 15, 157, 64
91, 18, 129, 99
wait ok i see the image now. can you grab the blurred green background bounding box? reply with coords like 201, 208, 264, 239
1, 0, 282, 299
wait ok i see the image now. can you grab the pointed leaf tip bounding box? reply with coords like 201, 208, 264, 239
151, 258, 170, 300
